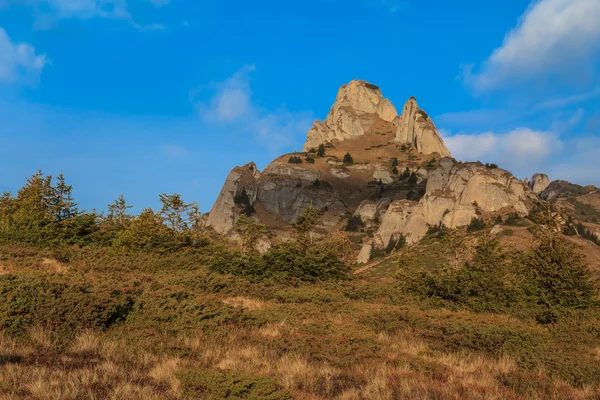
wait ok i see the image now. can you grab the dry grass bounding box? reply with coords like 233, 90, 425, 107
41, 258, 69, 273
0, 331, 185, 400
222, 296, 267, 311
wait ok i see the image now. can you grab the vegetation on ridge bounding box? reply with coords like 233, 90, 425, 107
0, 171, 599, 399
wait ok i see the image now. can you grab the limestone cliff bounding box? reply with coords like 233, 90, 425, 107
302, 80, 450, 158
206, 162, 260, 234
373, 158, 531, 248
303, 80, 397, 151
394, 97, 451, 157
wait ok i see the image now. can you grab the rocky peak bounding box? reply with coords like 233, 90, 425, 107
395, 97, 451, 157
529, 173, 550, 194
331, 80, 397, 122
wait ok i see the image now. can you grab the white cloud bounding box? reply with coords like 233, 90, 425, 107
464, 0, 600, 93
443, 128, 562, 174
195, 64, 255, 122
193, 65, 314, 153
0, 27, 47, 84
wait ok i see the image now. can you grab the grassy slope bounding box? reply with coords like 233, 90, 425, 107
0, 233, 599, 400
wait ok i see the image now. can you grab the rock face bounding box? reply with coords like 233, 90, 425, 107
394, 98, 451, 157
206, 163, 261, 234
303, 80, 397, 151
302, 80, 450, 158
374, 159, 530, 247
529, 173, 550, 194
207, 80, 533, 260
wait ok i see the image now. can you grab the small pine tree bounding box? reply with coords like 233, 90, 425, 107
391, 166, 398, 175
292, 203, 322, 253
234, 214, 267, 256
467, 216, 486, 232
408, 172, 418, 185
317, 144, 326, 157
107, 195, 133, 226
403, 168, 411, 178
392, 158, 399, 167
343, 153, 354, 164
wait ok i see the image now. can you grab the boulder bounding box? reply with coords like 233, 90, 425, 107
354, 201, 377, 220
375, 201, 429, 246
529, 173, 550, 194
357, 241, 373, 264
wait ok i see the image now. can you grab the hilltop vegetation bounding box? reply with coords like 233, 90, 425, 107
0, 171, 599, 399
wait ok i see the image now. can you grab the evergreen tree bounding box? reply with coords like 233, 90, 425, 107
52, 172, 78, 221
408, 172, 418, 185
234, 214, 267, 255
343, 153, 354, 164
159, 193, 196, 232
107, 195, 133, 226
317, 144, 326, 157
292, 203, 322, 253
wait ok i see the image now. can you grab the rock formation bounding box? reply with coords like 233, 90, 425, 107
207, 79, 541, 264
303, 80, 397, 151
529, 173, 550, 194
206, 163, 260, 234
303, 80, 451, 158
373, 158, 530, 248
394, 97, 451, 157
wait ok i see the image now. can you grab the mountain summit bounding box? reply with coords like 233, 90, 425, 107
206, 80, 544, 262
303, 80, 450, 157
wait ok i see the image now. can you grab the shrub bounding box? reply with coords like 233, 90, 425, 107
386, 234, 406, 254
345, 215, 364, 232
317, 144, 326, 157
288, 156, 302, 164
505, 212, 522, 226
343, 153, 354, 164
408, 172, 418, 185
402, 168, 411, 178
209, 242, 348, 282
0, 274, 136, 337
305, 155, 315, 164
467, 217, 486, 232
391, 166, 398, 175
392, 158, 399, 167
179, 369, 292, 399
485, 163, 498, 169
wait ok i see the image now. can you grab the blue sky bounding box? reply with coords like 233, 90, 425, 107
1, 0, 599, 213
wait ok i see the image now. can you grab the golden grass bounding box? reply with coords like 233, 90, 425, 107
41, 258, 68, 273
222, 296, 267, 311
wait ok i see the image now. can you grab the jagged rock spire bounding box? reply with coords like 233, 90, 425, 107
303, 80, 451, 157
303, 80, 397, 151
395, 97, 451, 157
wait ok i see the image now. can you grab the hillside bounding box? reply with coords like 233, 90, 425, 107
0, 80, 599, 399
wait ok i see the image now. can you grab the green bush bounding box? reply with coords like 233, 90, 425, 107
345, 215, 364, 232
317, 144, 326, 157
0, 273, 136, 337
209, 242, 348, 282
178, 369, 292, 399
467, 217, 486, 232
343, 153, 354, 164
288, 156, 302, 164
